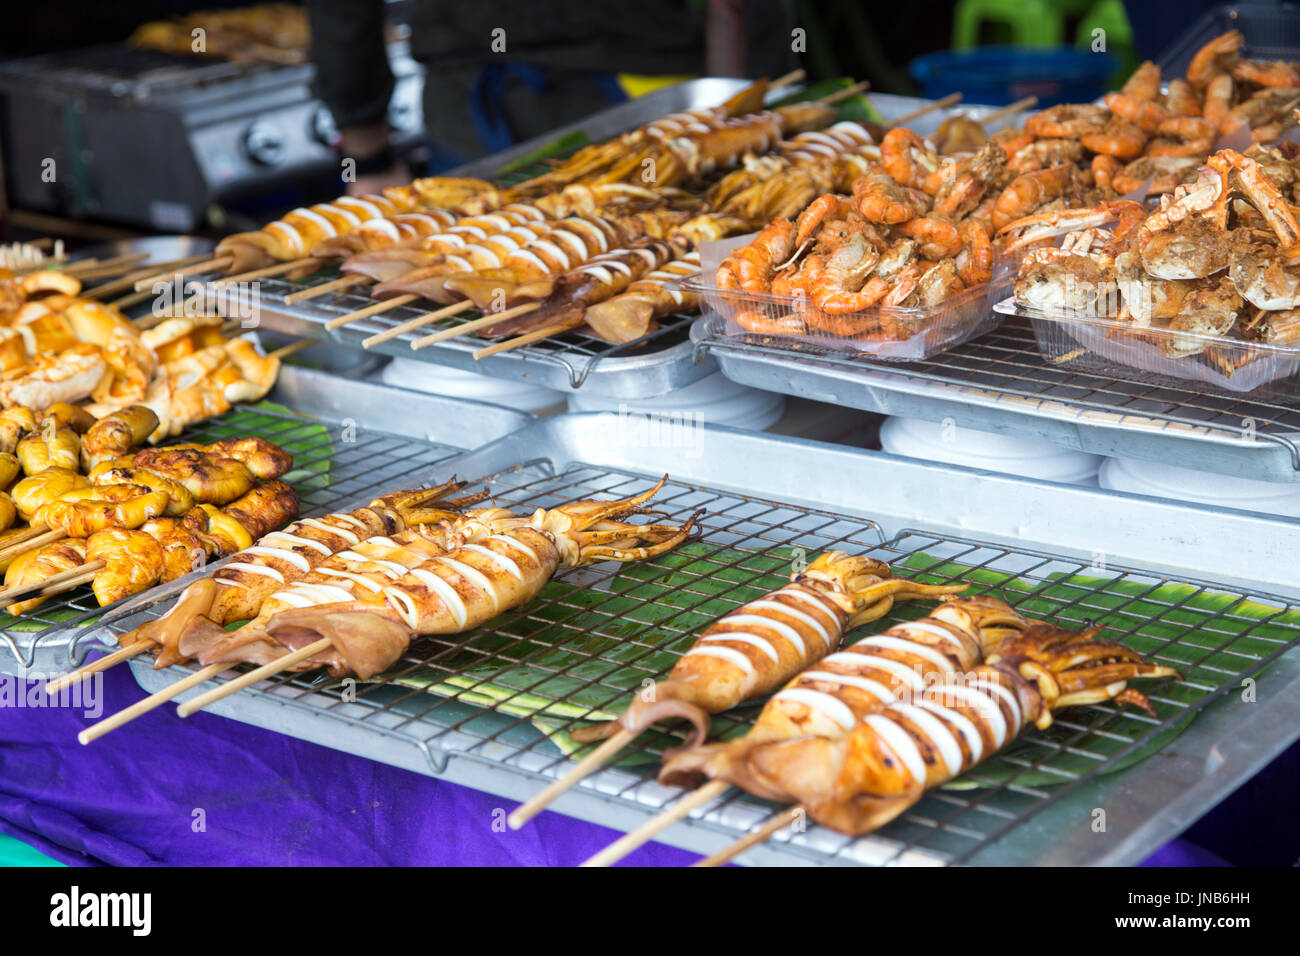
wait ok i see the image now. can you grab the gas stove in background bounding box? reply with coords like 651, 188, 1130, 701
0, 42, 424, 232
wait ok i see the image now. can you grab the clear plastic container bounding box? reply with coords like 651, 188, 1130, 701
993, 296, 1300, 399
681, 273, 1005, 361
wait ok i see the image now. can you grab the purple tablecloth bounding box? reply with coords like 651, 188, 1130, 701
0, 665, 1290, 866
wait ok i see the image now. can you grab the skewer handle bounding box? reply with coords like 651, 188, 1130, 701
131, 256, 233, 292
472, 319, 579, 359
44, 641, 150, 696
361, 299, 472, 348
284, 274, 371, 304
0, 559, 104, 609
580, 779, 731, 867
78, 661, 231, 745
814, 80, 871, 107
324, 293, 418, 330
977, 95, 1038, 128
884, 92, 962, 129
268, 338, 315, 360
693, 805, 804, 867
410, 302, 540, 350
176, 637, 333, 717
509, 727, 638, 829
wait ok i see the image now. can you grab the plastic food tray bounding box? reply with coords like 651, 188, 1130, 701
993, 296, 1300, 399
683, 273, 1004, 361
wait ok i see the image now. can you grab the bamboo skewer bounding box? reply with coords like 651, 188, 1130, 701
769, 68, 806, 91
814, 80, 871, 107
0, 560, 104, 611
0, 526, 63, 561
207, 257, 320, 287
176, 636, 334, 717
581, 779, 731, 867
509, 728, 638, 829
45, 642, 151, 696
112, 289, 155, 311
361, 300, 473, 347
693, 806, 803, 867
323, 294, 419, 330
411, 302, 540, 350
284, 274, 371, 304
78, 662, 232, 745
268, 338, 315, 360
131, 256, 233, 292
472, 318, 578, 359
884, 92, 962, 129
976, 95, 1038, 128
63, 252, 151, 279
83, 252, 223, 300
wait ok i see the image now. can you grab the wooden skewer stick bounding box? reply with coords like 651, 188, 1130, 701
0, 560, 104, 611
132, 256, 233, 292
284, 274, 371, 304
411, 302, 540, 350
361, 300, 473, 348
176, 636, 333, 718
976, 95, 1038, 129
472, 318, 579, 359
113, 289, 155, 311
0, 525, 62, 561
268, 338, 315, 361
78, 661, 232, 745
55, 257, 102, 275
509, 728, 638, 829
323, 293, 419, 330
814, 80, 871, 107
63, 252, 151, 279
84, 252, 225, 300
45, 642, 151, 696
884, 92, 963, 129
769, 68, 806, 91
581, 779, 731, 867
693, 805, 803, 867
207, 257, 320, 287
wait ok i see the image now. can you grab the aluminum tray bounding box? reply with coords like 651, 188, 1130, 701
0, 365, 533, 678
211, 85, 1021, 397
125, 413, 1300, 867
694, 315, 1300, 483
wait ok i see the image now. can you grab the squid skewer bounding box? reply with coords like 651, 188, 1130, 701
695, 622, 1180, 865
176, 479, 701, 717
508, 552, 966, 828
579, 595, 1035, 865
43, 479, 478, 695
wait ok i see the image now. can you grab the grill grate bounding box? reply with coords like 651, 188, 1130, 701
704, 314, 1300, 470
0, 403, 464, 668
116, 461, 1300, 865
239, 274, 696, 390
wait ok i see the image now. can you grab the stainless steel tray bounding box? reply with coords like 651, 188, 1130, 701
693, 315, 1300, 483
125, 413, 1300, 867
0, 365, 533, 678
214, 86, 1021, 397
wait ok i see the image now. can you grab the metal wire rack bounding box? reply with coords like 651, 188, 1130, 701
700, 313, 1300, 472
120, 460, 1300, 866
0, 403, 464, 670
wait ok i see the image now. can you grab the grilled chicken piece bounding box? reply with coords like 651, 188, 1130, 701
4, 538, 87, 615
86, 528, 164, 606
128, 448, 255, 505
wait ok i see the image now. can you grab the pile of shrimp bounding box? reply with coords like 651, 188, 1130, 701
1009, 148, 1300, 358
713, 127, 1022, 338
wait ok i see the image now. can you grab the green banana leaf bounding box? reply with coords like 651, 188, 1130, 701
383, 544, 1298, 789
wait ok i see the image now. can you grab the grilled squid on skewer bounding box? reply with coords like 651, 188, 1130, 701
734, 623, 1179, 836
658, 595, 1032, 790
120, 479, 484, 668
194, 479, 700, 680
584, 252, 702, 343
573, 553, 968, 757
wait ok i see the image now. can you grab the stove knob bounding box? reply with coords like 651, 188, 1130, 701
311, 105, 338, 145
244, 120, 286, 166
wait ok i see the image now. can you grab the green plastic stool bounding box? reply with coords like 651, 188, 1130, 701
0, 831, 64, 867
952, 0, 1066, 48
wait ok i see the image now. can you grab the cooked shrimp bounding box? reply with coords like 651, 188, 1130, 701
880, 128, 940, 190
1093, 154, 1122, 193
808, 235, 882, 314
955, 220, 993, 286
1233, 59, 1300, 88
1024, 103, 1107, 139
1006, 138, 1084, 175
1187, 29, 1243, 90
1203, 74, 1235, 127
1123, 61, 1162, 101
794, 194, 857, 247
1103, 92, 1170, 133
1079, 116, 1147, 159
852, 172, 925, 224
991, 165, 1079, 231
896, 217, 962, 260
716, 218, 797, 293
1164, 78, 1203, 117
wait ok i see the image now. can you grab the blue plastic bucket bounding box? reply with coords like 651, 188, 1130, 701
910, 46, 1116, 106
